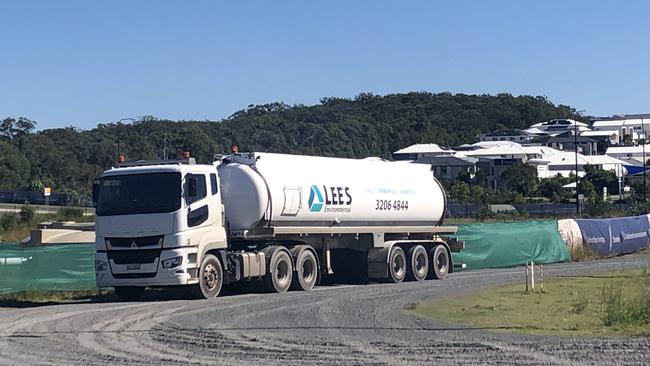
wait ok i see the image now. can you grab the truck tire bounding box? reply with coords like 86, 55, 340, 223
114, 286, 145, 301
406, 245, 429, 281
290, 247, 318, 291
387, 246, 406, 283
264, 246, 293, 293
429, 244, 450, 280
196, 254, 223, 299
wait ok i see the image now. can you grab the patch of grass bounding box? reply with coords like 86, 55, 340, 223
412, 268, 650, 337
601, 282, 628, 326
570, 292, 589, 314
601, 268, 650, 327
570, 245, 604, 262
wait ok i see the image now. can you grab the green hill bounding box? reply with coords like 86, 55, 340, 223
1, 92, 583, 193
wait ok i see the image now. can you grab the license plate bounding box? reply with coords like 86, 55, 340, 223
126, 263, 141, 270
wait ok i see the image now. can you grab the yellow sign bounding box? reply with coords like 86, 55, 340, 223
44, 187, 51, 197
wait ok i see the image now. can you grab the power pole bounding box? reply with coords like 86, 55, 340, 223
574, 120, 580, 215
642, 117, 647, 213
573, 111, 586, 215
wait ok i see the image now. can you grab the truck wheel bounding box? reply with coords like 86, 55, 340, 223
387, 246, 406, 283
264, 247, 293, 293
430, 245, 450, 280
290, 247, 318, 291
196, 254, 223, 299
407, 245, 429, 281
114, 286, 145, 301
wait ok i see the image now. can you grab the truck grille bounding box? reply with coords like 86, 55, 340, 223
107, 249, 161, 264
106, 235, 163, 248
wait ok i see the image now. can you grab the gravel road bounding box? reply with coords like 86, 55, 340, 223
1, 253, 649, 365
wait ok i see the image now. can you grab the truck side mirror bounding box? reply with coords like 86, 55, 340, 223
92, 179, 100, 207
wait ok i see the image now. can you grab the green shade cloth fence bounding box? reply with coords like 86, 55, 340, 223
0, 243, 95, 294
451, 220, 571, 270
0, 220, 572, 294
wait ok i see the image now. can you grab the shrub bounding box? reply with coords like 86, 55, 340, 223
601, 282, 629, 326
19, 205, 34, 223
0, 214, 17, 233
58, 207, 83, 220
600, 271, 650, 327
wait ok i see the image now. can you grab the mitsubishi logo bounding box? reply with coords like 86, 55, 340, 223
130, 240, 137, 248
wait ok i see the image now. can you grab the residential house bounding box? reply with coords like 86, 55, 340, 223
605, 144, 650, 166
392, 143, 455, 161
478, 129, 537, 142
413, 156, 478, 181
525, 119, 590, 136
592, 114, 650, 144
524, 131, 599, 155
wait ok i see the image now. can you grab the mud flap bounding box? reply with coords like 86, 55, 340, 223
367, 247, 390, 280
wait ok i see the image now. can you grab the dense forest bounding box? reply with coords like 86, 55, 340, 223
0, 92, 583, 194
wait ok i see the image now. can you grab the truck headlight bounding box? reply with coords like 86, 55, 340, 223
162, 256, 183, 269
95, 260, 108, 272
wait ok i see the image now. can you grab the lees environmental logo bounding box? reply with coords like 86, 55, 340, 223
308, 185, 325, 212
308, 184, 352, 213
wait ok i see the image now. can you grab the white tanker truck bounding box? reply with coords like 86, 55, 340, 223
93, 152, 463, 300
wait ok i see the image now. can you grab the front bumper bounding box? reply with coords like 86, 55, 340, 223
95, 247, 199, 288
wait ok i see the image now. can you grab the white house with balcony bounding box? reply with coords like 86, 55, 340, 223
592, 114, 650, 144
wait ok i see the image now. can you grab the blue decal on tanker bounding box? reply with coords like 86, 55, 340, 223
308, 185, 324, 212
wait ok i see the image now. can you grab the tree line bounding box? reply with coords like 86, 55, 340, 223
0, 92, 583, 194
445, 163, 623, 204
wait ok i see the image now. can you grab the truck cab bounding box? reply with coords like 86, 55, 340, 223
94, 158, 226, 300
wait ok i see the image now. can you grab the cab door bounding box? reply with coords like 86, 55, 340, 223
185, 173, 211, 229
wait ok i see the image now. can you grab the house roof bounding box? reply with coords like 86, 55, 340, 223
593, 118, 650, 128
470, 141, 522, 149
581, 130, 619, 137
606, 145, 650, 155
481, 129, 534, 137
465, 144, 561, 157
393, 143, 453, 155
523, 127, 547, 135
595, 114, 650, 121
530, 119, 589, 128
414, 156, 478, 166
530, 152, 627, 176
526, 134, 597, 144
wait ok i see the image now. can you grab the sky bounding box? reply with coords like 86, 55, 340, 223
1, 1, 649, 130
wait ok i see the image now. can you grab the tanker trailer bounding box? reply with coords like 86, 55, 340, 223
94, 152, 462, 300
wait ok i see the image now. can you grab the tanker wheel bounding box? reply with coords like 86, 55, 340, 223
114, 286, 145, 301
429, 244, 450, 280
290, 247, 319, 291
194, 254, 223, 299
264, 247, 293, 293
406, 245, 429, 281
387, 246, 407, 283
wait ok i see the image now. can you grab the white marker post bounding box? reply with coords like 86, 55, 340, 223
539, 264, 544, 293
530, 260, 535, 291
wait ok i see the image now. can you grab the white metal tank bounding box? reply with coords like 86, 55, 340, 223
217, 153, 446, 233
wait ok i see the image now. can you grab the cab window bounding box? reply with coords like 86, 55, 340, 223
210, 173, 218, 195
186, 174, 207, 204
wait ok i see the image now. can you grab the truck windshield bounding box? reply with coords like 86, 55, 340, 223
96, 172, 181, 216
